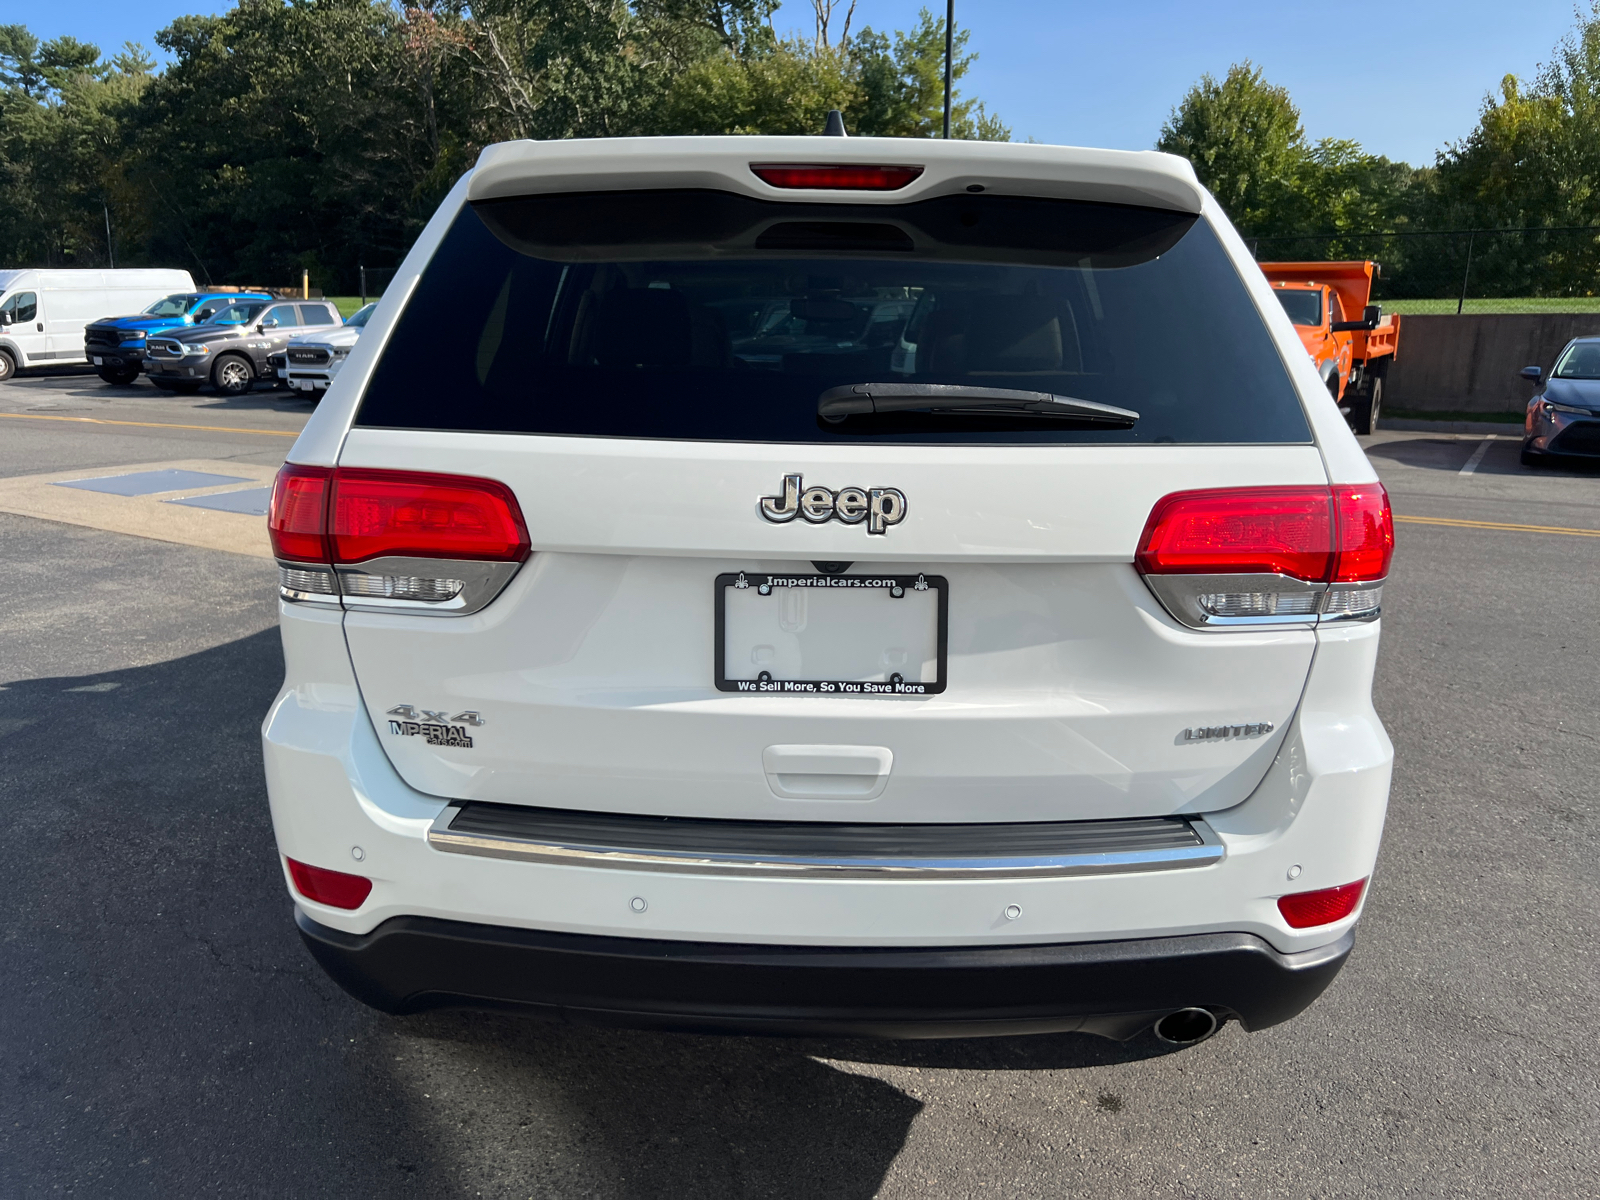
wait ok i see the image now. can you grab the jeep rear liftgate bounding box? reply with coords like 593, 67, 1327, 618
284, 184, 1339, 825
279, 437, 1325, 824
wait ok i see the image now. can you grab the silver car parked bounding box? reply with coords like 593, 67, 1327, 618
1521, 336, 1600, 465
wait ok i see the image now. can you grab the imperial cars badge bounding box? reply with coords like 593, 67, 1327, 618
760, 473, 907, 535
386, 705, 484, 748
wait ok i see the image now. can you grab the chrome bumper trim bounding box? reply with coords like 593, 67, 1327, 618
426, 803, 1226, 880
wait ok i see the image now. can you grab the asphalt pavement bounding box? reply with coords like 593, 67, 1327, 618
1, 373, 1596, 1197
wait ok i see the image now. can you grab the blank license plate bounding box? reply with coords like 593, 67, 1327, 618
715, 572, 947, 696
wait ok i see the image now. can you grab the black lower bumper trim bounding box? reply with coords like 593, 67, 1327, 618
296, 911, 1353, 1040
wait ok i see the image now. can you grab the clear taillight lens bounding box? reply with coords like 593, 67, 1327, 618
1137, 484, 1393, 628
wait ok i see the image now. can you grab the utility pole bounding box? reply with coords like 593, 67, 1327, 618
942, 0, 954, 139
103, 201, 115, 268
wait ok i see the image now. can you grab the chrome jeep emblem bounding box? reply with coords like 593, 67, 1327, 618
759, 473, 907, 535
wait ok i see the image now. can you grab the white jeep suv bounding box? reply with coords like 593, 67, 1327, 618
263, 136, 1393, 1046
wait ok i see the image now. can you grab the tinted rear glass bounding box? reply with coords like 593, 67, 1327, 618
356, 190, 1310, 444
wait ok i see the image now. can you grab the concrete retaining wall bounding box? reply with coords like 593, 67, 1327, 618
1383, 313, 1600, 413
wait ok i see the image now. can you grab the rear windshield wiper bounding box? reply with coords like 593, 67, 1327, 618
818, 383, 1140, 425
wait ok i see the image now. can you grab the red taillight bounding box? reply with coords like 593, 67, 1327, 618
1331, 484, 1394, 582
1137, 487, 1334, 580
330, 469, 529, 563
1277, 878, 1367, 928
268, 465, 332, 562
286, 858, 372, 909
267, 465, 529, 565
750, 163, 924, 190
1136, 484, 1393, 583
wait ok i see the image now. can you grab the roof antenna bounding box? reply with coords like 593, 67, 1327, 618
823, 109, 848, 137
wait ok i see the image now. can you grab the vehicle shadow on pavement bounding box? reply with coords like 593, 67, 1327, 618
387, 1012, 922, 1197
0, 629, 917, 1198
1363, 437, 1494, 472
1365, 434, 1600, 477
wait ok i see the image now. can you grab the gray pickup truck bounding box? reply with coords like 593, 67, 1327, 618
144, 298, 341, 394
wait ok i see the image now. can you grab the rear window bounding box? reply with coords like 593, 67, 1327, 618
356, 190, 1310, 445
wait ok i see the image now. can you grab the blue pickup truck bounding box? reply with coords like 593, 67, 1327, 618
83, 290, 273, 385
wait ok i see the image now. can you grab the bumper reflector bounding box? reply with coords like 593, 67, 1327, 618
1278, 878, 1367, 928
287, 858, 372, 910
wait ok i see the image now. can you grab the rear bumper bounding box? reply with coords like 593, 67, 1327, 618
296, 909, 1353, 1039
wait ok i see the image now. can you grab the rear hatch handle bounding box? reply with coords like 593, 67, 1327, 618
818, 382, 1140, 425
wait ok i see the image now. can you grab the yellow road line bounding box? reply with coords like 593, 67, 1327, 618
0, 411, 299, 438
1396, 514, 1600, 538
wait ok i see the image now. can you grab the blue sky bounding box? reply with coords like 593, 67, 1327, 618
20, 0, 1587, 166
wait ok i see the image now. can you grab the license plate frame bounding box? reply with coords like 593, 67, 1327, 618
714, 571, 948, 696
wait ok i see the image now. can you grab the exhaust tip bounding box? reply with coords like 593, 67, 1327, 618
1153, 1007, 1220, 1046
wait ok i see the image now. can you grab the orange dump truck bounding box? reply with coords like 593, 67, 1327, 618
1261, 261, 1401, 434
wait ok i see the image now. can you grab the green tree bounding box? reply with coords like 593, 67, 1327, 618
0, 3, 1011, 282
850, 9, 1007, 139
0, 28, 154, 265
1158, 60, 1418, 242
1421, 4, 1600, 295
1157, 62, 1305, 234
652, 5, 1008, 139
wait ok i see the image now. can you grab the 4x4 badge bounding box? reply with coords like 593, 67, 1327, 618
759, 473, 907, 535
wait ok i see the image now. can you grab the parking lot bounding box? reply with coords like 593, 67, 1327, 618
1, 371, 1596, 1197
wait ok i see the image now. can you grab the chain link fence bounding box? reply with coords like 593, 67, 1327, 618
1248, 227, 1600, 313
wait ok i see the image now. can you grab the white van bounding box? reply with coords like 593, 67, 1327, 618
0, 268, 195, 381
